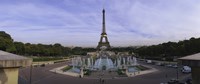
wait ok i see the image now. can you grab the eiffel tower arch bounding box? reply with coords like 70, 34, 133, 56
97, 9, 111, 50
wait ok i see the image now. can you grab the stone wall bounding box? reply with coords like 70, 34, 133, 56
192, 67, 200, 84
0, 68, 18, 84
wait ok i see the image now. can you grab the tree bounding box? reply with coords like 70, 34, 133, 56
0, 31, 16, 53
53, 43, 63, 56
0, 37, 6, 51
14, 42, 25, 55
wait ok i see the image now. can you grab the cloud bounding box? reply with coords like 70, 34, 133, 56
0, 1, 101, 46
105, 0, 200, 46
0, 0, 200, 47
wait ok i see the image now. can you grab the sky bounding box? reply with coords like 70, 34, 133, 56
0, 0, 200, 47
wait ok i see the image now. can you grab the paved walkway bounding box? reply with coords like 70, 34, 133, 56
19, 61, 191, 84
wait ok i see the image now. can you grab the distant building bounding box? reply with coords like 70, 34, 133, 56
117, 52, 130, 56
87, 52, 97, 56
179, 53, 200, 84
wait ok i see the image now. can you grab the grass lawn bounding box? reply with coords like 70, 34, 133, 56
62, 66, 73, 72
32, 57, 65, 62
136, 65, 149, 71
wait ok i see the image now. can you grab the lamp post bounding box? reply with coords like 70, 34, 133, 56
176, 64, 179, 80
30, 65, 32, 84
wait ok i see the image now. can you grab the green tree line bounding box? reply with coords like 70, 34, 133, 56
1, 31, 200, 58
109, 38, 200, 60
134, 37, 200, 60
0, 31, 96, 56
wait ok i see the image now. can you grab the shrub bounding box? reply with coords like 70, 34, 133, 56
33, 57, 63, 62
117, 69, 125, 75
83, 69, 91, 75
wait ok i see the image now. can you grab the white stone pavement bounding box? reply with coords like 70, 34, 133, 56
49, 64, 158, 79
50, 65, 81, 77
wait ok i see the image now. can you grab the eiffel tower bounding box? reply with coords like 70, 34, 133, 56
97, 9, 111, 49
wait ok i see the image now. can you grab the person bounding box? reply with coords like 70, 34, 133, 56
99, 78, 102, 83
102, 79, 105, 84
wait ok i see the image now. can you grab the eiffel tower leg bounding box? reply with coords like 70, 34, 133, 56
100, 37, 103, 42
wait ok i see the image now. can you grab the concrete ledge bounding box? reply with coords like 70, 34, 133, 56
126, 65, 157, 77
0, 50, 32, 68
0, 50, 32, 84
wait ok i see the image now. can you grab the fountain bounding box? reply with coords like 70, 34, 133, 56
70, 55, 138, 69
63, 51, 140, 78
94, 57, 114, 70
87, 58, 91, 67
